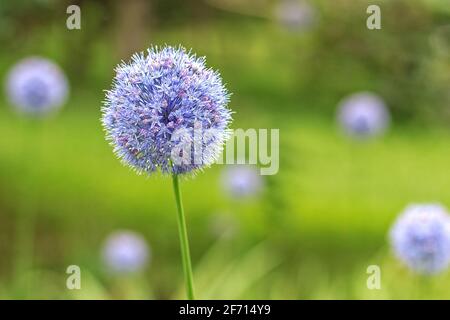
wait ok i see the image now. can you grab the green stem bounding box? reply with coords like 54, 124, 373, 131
171, 173, 195, 300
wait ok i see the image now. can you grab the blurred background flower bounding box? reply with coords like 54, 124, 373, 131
6, 57, 68, 116
337, 92, 390, 138
102, 230, 150, 274
221, 165, 264, 199
390, 204, 450, 274
275, 0, 317, 32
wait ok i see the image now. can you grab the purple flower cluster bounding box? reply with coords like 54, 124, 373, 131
102, 46, 232, 175
390, 204, 450, 274
6, 57, 69, 116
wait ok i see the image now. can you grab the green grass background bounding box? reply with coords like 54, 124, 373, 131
1, 94, 450, 298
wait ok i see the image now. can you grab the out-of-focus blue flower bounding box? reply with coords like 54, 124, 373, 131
337, 92, 390, 138
102, 230, 150, 274
275, 0, 317, 32
390, 204, 450, 275
221, 165, 264, 199
102, 46, 232, 175
6, 57, 69, 116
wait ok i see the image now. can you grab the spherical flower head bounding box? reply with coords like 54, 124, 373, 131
221, 165, 264, 199
275, 0, 317, 32
102, 46, 232, 175
102, 230, 150, 274
6, 57, 69, 116
390, 204, 450, 275
337, 92, 390, 138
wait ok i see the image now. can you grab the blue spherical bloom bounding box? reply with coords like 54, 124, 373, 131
6, 57, 69, 116
102, 230, 150, 274
102, 46, 232, 175
390, 204, 450, 274
337, 92, 390, 138
221, 165, 264, 199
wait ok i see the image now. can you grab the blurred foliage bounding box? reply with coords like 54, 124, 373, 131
1, 0, 449, 121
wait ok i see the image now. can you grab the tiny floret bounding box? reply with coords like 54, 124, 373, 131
390, 204, 450, 274
337, 92, 390, 138
6, 57, 69, 116
102, 46, 232, 175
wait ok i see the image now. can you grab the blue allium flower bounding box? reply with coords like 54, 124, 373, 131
337, 92, 390, 138
102, 46, 232, 175
102, 230, 150, 274
6, 57, 69, 116
221, 165, 264, 199
390, 204, 450, 275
